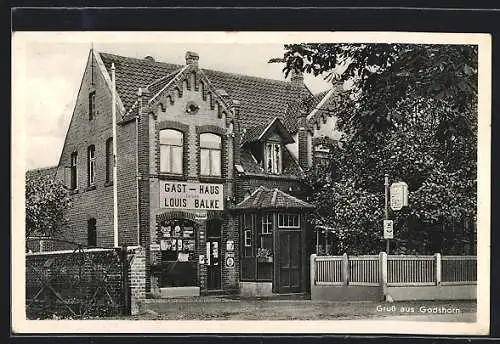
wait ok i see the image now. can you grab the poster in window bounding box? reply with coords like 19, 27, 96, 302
184, 240, 195, 251
170, 238, 177, 251
177, 239, 183, 251
183, 227, 194, 238
177, 252, 189, 262
160, 239, 171, 251
174, 225, 182, 236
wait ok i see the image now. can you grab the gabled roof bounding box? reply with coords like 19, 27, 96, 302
233, 186, 314, 210
241, 117, 295, 146
98, 52, 312, 133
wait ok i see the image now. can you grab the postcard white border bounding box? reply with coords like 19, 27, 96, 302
11, 31, 491, 335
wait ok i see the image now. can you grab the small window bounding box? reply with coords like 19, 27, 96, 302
160, 129, 183, 174
87, 145, 96, 186
278, 214, 300, 228
262, 213, 273, 234
87, 218, 97, 247
70, 152, 78, 190
89, 91, 96, 120
244, 230, 252, 247
265, 142, 282, 174
200, 133, 222, 177
105, 137, 113, 183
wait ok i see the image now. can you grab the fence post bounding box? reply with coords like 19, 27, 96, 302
379, 252, 388, 301
342, 253, 349, 286
435, 253, 442, 286
310, 254, 317, 289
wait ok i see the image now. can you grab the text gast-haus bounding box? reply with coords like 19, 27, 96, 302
41, 50, 345, 297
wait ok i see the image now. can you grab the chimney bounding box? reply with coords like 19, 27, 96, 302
185, 51, 199, 68
290, 69, 304, 86
297, 109, 309, 170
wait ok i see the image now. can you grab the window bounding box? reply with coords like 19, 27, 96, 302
70, 152, 78, 190
200, 133, 221, 176
87, 145, 96, 186
89, 91, 96, 120
262, 213, 273, 234
160, 129, 183, 174
278, 214, 300, 228
87, 218, 97, 247
244, 230, 252, 247
265, 142, 282, 174
105, 138, 113, 183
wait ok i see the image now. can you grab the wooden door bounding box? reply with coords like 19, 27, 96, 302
278, 231, 301, 293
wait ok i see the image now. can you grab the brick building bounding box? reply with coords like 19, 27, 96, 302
48, 49, 342, 297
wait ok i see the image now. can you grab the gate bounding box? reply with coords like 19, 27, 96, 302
25, 238, 130, 319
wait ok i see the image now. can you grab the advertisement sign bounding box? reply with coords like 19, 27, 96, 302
383, 220, 394, 239
226, 252, 235, 268
160, 181, 224, 210
390, 182, 409, 211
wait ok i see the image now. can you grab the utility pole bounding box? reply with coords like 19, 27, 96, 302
384, 174, 390, 255
112, 63, 119, 248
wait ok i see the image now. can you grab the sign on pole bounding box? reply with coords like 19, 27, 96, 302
383, 220, 394, 239
390, 181, 408, 211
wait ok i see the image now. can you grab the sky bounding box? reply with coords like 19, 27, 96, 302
16, 35, 332, 171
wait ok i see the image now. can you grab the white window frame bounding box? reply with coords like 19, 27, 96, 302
244, 229, 252, 247
70, 151, 78, 190
159, 129, 184, 174
265, 142, 282, 175
89, 91, 96, 120
200, 133, 222, 177
278, 214, 300, 229
88, 145, 96, 186
262, 213, 273, 234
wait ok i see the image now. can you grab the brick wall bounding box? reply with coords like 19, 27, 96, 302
54, 52, 138, 249
128, 246, 146, 315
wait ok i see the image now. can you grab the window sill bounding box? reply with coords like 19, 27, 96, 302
104, 181, 113, 187
199, 176, 224, 183
85, 185, 97, 192
158, 173, 187, 181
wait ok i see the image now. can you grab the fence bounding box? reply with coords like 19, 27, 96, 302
311, 253, 477, 301
25, 239, 146, 319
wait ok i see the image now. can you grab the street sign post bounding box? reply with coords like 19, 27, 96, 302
383, 220, 394, 239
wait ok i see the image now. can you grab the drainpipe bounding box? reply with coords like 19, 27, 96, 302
111, 63, 119, 248
135, 92, 141, 246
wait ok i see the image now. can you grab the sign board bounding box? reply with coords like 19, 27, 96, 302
390, 182, 409, 211
226, 240, 234, 252
198, 255, 205, 265
226, 252, 235, 268
160, 181, 224, 211
195, 212, 207, 221
383, 220, 394, 239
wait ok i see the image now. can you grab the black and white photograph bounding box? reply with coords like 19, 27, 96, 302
11, 31, 491, 334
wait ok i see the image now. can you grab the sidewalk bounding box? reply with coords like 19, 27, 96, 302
121, 297, 477, 321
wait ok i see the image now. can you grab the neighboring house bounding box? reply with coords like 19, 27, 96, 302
49, 49, 342, 298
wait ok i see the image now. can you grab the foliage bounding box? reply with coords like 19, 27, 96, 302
274, 44, 478, 254
25, 174, 71, 240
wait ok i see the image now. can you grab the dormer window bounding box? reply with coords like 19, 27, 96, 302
265, 142, 282, 174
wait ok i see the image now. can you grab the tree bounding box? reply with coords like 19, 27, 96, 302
25, 174, 71, 241
273, 44, 477, 254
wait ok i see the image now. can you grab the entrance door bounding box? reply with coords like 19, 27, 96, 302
278, 231, 301, 293
206, 220, 222, 290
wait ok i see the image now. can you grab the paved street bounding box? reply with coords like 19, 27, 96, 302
117, 298, 476, 321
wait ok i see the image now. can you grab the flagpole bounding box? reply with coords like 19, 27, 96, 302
112, 63, 119, 248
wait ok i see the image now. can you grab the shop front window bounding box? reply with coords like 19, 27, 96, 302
155, 218, 197, 287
